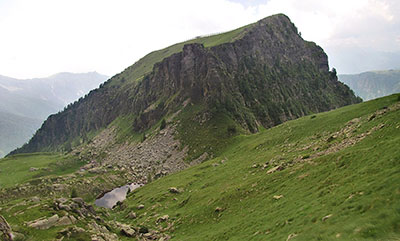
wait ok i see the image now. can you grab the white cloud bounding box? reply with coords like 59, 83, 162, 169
0, 0, 398, 78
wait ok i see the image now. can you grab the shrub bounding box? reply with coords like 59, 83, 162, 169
227, 125, 237, 134
71, 188, 78, 198
160, 119, 166, 130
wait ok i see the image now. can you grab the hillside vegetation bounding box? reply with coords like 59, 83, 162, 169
1, 14, 381, 241
109, 93, 400, 240
0, 94, 398, 240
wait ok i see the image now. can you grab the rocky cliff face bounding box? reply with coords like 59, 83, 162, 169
10, 14, 360, 155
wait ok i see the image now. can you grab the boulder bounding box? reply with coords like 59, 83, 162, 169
168, 187, 180, 194
72, 197, 85, 206
215, 207, 223, 212
120, 225, 135, 237
266, 165, 284, 174
157, 215, 169, 223
31, 196, 41, 203
52, 184, 66, 191
58, 226, 86, 238
0, 215, 13, 241
322, 214, 332, 221
127, 212, 137, 219
55, 215, 76, 226
159, 235, 171, 241
287, 233, 297, 240
28, 214, 60, 229
58, 203, 72, 211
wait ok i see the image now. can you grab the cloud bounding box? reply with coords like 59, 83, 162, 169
249, 0, 400, 72
0, 0, 398, 78
0, 0, 261, 78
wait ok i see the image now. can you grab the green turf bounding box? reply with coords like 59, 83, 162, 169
110, 93, 400, 240
108, 23, 252, 87
0, 94, 398, 240
0, 153, 83, 188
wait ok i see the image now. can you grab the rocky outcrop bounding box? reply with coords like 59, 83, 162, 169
28, 214, 61, 230
0, 215, 12, 241
54, 197, 96, 218
10, 14, 360, 155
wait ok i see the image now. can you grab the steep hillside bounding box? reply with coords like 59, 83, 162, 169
11, 14, 360, 158
0, 94, 398, 240
339, 69, 400, 101
110, 95, 400, 241
0, 72, 108, 157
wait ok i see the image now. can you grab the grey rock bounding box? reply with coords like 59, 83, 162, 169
266, 165, 284, 174
28, 214, 60, 230
31, 196, 40, 203
55, 216, 74, 226
0, 215, 12, 241
120, 225, 135, 237
169, 187, 180, 194
72, 197, 85, 206
127, 212, 137, 219
322, 214, 332, 221
157, 215, 169, 223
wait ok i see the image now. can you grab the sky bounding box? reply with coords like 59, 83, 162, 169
0, 0, 399, 79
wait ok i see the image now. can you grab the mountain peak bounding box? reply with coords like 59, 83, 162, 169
258, 13, 291, 22
10, 14, 360, 156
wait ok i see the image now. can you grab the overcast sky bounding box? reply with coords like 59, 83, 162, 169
0, 0, 399, 79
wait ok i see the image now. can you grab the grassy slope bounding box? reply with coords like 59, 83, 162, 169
111, 94, 400, 240
110, 24, 251, 86
0, 153, 83, 188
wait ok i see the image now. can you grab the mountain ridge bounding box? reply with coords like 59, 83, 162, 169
0, 14, 398, 241
10, 14, 360, 162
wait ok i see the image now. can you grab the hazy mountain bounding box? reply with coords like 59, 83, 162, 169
0, 72, 108, 157
327, 46, 400, 75
339, 69, 400, 101
0, 111, 43, 157
0, 72, 109, 119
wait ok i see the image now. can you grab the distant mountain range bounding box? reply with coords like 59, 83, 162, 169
339, 69, 400, 101
0, 72, 108, 157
